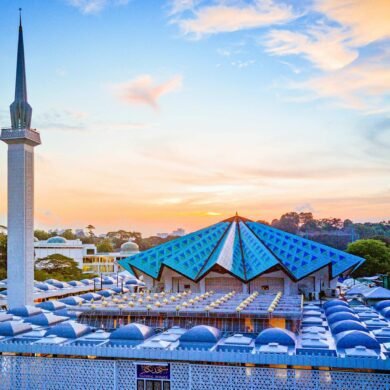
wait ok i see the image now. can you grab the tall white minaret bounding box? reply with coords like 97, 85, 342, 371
1, 10, 41, 308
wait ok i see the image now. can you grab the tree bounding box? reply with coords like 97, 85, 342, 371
35, 254, 84, 281
107, 230, 143, 250
0, 233, 7, 280
34, 229, 50, 241
347, 239, 390, 277
272, 212, 300, 234
86, 225, 96, 238
256, 220, 270, 225
61, 229, 77, 240
96, 239, 114, 253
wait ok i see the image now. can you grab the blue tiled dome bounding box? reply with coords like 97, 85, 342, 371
36, 301, 66, 311
110, 323, 154, 341
47, 236, 67, 244
327, 312, 359, 325
59, 296, 85, 306
180, 325, 221, 344
381, 307, 390, 319
323, 300, 349, 310
0, 321, 32, 336
325, 305, 354, 316
375, 300, 390, 311
45, 322, 91, 339
8, 305, 42, 317
80, 293, 102, 301
335, 330, 380, 350
331, 320, 368, 335
255, 328, 296, 346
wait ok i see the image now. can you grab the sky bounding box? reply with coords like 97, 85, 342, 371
0, 0, 389, 236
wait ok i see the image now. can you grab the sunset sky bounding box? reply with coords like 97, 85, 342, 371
0, 0, 389, 236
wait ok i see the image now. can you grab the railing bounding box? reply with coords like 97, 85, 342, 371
0, 127, 41, 144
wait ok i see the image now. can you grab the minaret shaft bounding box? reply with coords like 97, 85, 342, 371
6, 143, 35, 307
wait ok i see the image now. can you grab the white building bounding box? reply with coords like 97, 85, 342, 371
34, 237, 139, 274
34, 236, 96, 268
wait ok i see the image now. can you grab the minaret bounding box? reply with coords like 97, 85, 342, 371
1, 10, 41, 308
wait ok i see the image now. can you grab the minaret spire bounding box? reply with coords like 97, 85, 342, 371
10, 8, 32, 129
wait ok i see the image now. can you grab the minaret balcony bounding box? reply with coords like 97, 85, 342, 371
0, 127, 41, 146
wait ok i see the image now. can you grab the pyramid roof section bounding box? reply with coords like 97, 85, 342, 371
119, 215, 364, 283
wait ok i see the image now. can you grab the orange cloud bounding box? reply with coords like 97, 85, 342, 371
316, 0, 390, 47
264, 26, 358, 70
300, 54, 390, 110
111, 74, 182, 110
176, 0, 297, 37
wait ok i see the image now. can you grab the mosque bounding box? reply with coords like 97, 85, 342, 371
0, 11, 389, 390
119, 214, 363, 298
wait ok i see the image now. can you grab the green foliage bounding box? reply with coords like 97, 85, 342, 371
347, 239, 390, 277
35, 253, 86, 281
0, 233, 7, 279
96, 238, 114, 253
34, 229, 51, 240
138, 235, 177, 251
61, 229, 77, 240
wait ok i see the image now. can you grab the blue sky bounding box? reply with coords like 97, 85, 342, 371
0, 0, 389, 235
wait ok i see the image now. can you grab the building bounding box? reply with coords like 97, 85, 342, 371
120, 214, 364, 297
34, 237, 139, 274
0, 12, 41, 308
34, 236, 96, 268
0, 294, 390, 389
82, 241, 140, 274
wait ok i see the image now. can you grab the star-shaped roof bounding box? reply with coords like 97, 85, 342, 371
119, 215, 364, 282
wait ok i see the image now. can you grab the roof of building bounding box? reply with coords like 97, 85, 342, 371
45, 322, 91, 339
110, 323, 154, 341
119, 215, 364, 282
47, 236, 67, 244
180, 325, 221, 344
0, 297, 389, 369
120, 241, 139, 254
255, 328, 296, 346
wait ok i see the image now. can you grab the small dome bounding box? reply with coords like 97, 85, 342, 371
45, 322, 91, 339
325, 305, 354, 316
331, 320, 368, 335
180, 325, 221, 344
327, 312, 359, 325
255, 328, 296, 347
375, 300, 390, 311
47, 236, 67, 244
120, 241, 139, 254
335, 330, 380, 350
110, 323, 154, 341
381, 307, 390, 319
323, 300, 349, 310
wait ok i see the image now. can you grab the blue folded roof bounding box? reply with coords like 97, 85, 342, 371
119, 215, 364, 282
